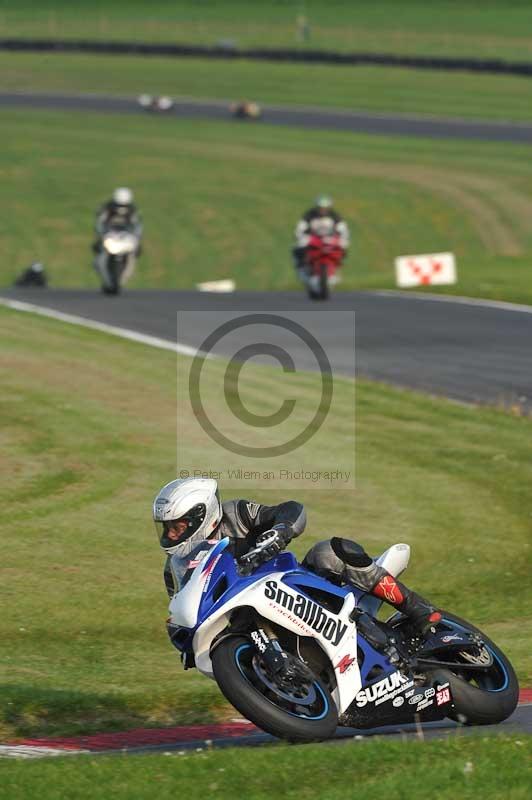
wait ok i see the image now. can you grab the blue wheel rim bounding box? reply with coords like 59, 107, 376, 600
442, 618, 509, 693
235, 643, 330, 721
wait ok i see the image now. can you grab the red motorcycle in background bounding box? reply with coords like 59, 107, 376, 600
303, 233, 344, 300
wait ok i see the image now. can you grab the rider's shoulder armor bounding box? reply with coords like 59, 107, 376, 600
218, 499, 256, 540
304, 207, 342, 222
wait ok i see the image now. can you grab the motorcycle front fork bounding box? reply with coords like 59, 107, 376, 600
249, 622, 290, 675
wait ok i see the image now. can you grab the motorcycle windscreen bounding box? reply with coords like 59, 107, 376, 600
169, 541, 216, 590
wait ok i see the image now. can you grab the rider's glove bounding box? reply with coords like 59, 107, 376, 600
256, 524, 292, 559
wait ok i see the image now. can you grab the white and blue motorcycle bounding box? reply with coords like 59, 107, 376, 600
166, 536, 518, 742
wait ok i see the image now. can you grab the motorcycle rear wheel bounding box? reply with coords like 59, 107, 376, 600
212, 635, 338, 742
424, 611, 519, 725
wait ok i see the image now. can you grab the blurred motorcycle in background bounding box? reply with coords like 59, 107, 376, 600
138, 94, 175, 113
301, 233, 344, 300
230, 100, 262, 120
94, 226, 140, 295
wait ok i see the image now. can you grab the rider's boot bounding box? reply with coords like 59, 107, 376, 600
328, 538, 441, 635
296, 266, 307, 284
292, 246, 307, 283
370, 573, 442, 634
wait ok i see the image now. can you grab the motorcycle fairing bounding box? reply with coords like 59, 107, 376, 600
168, 538, 406, 714
102, 230, 138, 255
193, 571, 361, 714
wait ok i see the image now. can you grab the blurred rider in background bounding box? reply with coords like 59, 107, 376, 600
153, 477, 441, 635
92, 187, 143, 264
292, 194, 350, 282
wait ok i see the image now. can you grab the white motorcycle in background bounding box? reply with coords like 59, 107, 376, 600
138, 94, 175, 113
94, 227, 140, 295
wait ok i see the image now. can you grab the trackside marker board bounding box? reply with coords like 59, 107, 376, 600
395, 252, 456, 288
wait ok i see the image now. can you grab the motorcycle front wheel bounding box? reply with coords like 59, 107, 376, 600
211, 635, 338, 742
102, 256, 121, 295
318, 263, 330, 300
307, 265, 330, 301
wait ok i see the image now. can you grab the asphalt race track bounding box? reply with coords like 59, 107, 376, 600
96, 702, 532, 753
3, 90, 532, 143
2, 702, 531, 757
90, 703, 532, 754
2, 287, 532, 413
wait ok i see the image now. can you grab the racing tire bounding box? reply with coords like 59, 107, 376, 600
426, 611, 519, 725
306, 274, 319, 302
212, 635, 338, 742
318, 263, 329, 300
102, 256, 121, 295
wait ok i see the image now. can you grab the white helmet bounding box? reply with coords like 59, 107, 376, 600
112, 187, 133, 206
315, 194, 333, 209
153, 478, 222, 557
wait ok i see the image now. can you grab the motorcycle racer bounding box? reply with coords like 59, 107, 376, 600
292, 194, 350, 281
153, 478, 441, 633
92, 187, 143, 263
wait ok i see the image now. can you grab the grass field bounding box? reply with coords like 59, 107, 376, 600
3, 50, 532, 123
2, 107, 532, 304
1, 306, 531, 739
1, 737, 531, 799
3, 0, 532, 62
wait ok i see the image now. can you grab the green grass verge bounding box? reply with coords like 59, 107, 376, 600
0, 737, 531, 799
3, 51, 532, 122
0, 306, 531, 739
2, 107, 532, 304
3, 0, 532, 61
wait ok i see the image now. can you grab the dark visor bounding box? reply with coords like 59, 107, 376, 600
159, 503, 206, 547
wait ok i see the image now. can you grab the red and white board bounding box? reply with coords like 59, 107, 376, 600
395, 252, 456, 288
